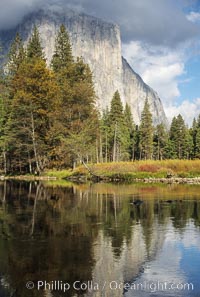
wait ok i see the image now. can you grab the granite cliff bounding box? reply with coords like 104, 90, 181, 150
0, 8, 168, 125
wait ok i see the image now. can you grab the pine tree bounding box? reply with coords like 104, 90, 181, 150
191, 118, 197, 158
70, 57, 96, 131
195, 128, 200, 158
134, 125, 141, 160
169, 114, 189, 159
0, 73, 10, 174
197, 114, 200, 128
109, 91, 124, 123
6, 29, 58, 173
124, 103, 134, 134
192, 115, 200, 159
99, 108, 110, 162
185, 128, 193, 159
153, 123, 168, 160
7, 33, 26, 76
109, 91, 123, 162
51, 24, 73, 72
124, 103, 135, 160
163, 139, 177, 159
62, 58, 98, 166
27, 26, 44, 60
139, 99, 153, 159
8, 59, 58, 173
6, 33, 26, 102
50, 25, 98, 167
108, 91, 130, 161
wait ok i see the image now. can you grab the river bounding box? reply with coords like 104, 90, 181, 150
0, 181, 200, 297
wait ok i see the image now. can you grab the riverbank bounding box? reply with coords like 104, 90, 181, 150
45, 160, 200, 184
2, 175, 200, 184
2, 160, 200, 184
0, 175, 57, 181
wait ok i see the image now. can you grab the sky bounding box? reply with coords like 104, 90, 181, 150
0, 0, 200, 125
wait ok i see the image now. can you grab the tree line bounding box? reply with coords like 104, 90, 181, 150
100, 92, 200, 162
0, 25, 199, 174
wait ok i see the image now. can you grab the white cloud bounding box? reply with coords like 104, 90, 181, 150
181, 224, 200, 251
122, 41, 200, 125
122, 41, 185, 103
187, 11, 200, 23
165, 98, 200, 125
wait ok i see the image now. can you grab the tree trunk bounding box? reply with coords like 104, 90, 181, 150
157, 139, 160, 160
3, 149, 7, 175
30, 183, 42, 236
28, 152, 32, 174
105, 132, 108, 163
96, 139, 99, 163
99, 133, 103, 163
113, 122, 117, 162
31, 112, 41, 174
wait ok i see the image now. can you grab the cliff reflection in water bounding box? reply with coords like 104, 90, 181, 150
0, 181, 200, 297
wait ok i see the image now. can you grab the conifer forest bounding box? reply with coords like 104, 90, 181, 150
0, 25, 200, 174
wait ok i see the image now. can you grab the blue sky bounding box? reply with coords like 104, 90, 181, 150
179, 1, 200, 102
121, 1, 200, 125
0, 0, 200, 124
179, 57, 200, 101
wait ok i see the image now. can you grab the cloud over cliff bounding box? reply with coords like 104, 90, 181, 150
0, 0, 199, 46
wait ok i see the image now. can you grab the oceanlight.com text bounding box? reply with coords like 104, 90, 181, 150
26, 280, 194, 293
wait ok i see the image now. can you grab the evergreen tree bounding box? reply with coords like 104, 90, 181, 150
153, 123, 168, 160
62, 58, 98, 165
6, 29, 58, 173
195, 128, 200, 158
124, 103, 135, 160
109, 91, 124, 123
139, 99, 153, 159
185, 128, 193, 159
7, 33, 26, 76
50, 25, 98, 168
134, 125, 141, 160
0, 73, 10, 174
51, 24, 73, 72
191, 118, 197, 158
192, 115, 200, 159
27, 26, 44, 60
99, 108, 110, 162
197, 114, 200, 128
6, 33, 26, 102
163, 139, 177, 159
70, 57, 97, 131
169, 114, 189, 159
108, 91, 129, 161
169, 116, 179, 158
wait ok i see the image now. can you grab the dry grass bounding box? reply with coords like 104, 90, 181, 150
45, 160, 200, 180
79, 160, 200, 178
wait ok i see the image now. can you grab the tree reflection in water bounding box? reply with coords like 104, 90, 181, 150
0, 181, 200, 297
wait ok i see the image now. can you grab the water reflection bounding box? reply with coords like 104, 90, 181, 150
0, 181, 200, 297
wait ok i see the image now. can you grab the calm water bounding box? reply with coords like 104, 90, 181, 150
0, 181, 200, 297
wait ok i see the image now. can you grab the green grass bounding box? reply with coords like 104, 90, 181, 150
43, 169, 72, 179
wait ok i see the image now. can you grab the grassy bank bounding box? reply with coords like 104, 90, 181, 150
45, 160, 200, 181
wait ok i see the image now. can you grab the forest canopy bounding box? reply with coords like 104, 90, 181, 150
0, 25, 199, 174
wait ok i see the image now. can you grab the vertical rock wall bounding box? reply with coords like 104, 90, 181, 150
0, 8, 168, 125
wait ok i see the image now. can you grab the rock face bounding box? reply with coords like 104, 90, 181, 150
0, 8, 168, 125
